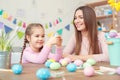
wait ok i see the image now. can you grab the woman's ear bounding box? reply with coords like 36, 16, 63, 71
26, 35, 30, 42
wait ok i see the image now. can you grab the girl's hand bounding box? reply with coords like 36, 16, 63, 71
56, 36, 62, 47
45, 36, 62, 46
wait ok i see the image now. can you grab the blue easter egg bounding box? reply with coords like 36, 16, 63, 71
36, 68, 51, 80
66, 63, 77, 72
105, 32, 109, 38
12, 64, 23, 74
45, 61, 52, 68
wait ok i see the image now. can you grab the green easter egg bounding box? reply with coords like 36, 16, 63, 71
83, 62, 91, 68
86, 58, 96, 66
50, 62, 61, 70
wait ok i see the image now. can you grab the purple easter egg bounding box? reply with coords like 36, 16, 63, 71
74, 59, 83, 66
109, 32, 117, 38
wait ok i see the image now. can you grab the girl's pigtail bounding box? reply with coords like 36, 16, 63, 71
20, 38, 27, 63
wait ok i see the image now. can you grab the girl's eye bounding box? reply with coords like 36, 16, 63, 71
35, 35, 39, 37
42, 35, 45, 38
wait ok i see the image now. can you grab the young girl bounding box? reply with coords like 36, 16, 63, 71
63, 6, 109, 62
21, 23, 62, 63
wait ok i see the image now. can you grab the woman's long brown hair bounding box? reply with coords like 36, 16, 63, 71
20, 23, 44, 63
73, 6, 100, 55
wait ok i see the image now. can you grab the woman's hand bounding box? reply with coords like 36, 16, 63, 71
63, 54, 79, 61
63, 53, 92, 61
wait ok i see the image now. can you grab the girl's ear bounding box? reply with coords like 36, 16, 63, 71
26, 35, 30, 42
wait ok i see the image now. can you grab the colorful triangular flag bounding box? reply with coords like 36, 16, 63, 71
17, 31, 24, 39
4, 25, 13, 34
22, 22, 26, 28
0, 9, 3, 15
49, 22, 52, 27
53, 21, 56, 26
0, 22, 4, 29
57, 28, 63, 35
2, 12, 8, 19
47, 32, 54, 38
13, 18, 17, 24
65, 24, 70, 31
45, 24, 48, 29
58, 17, 62, 23
18, 21, 22, 27
7, 16, 13, 21
56, 19, 59, 24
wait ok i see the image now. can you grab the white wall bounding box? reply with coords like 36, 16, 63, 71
0, 0, 100, 48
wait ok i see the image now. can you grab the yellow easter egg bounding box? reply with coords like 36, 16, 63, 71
48, 59, 55, 62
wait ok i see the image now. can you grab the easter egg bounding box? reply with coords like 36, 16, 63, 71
84, 66, 95, 77
61, 60, 68, 66
86, 58, 96, 66
83, 62, 91, 68
50, 62, 61, 70
45, 61, 52, 68
66, 63, 77, 72
109, 32, 117, 38
116, 67, 120, 75
47, 59, 55, 62
74, 59, 83, 66
12, 64, 23, 74
36, 68, 50, 80
110, 30, 117, 33
59, 59, 64, 63
105, 32, 109, 38
64, 57, 71, 63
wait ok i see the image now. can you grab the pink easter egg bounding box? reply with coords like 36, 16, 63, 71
116, 67, 120, 75
74, 59, 83, 66
59, 59, 64, 63
64, 57, 71, 63
84, 66, 95, 77
115, 33, 120, 38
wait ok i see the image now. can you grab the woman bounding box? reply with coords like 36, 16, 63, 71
63, 6, 109, 62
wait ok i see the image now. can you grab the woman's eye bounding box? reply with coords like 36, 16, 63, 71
74, 17, 77, 20
80, 16, 83, 19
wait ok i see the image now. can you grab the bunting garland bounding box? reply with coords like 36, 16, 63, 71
0, 22, 4, 29
4, 25, 13, 34
0, 22, 24, 39
65, 24, 70, 31
17, 31, 24, 39
0, 8, 72, 39
0, 9, 3, 15
57, 28, 63, 35
47, 32, 54, 38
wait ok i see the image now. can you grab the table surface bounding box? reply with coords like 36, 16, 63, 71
0, 62, 120, 80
